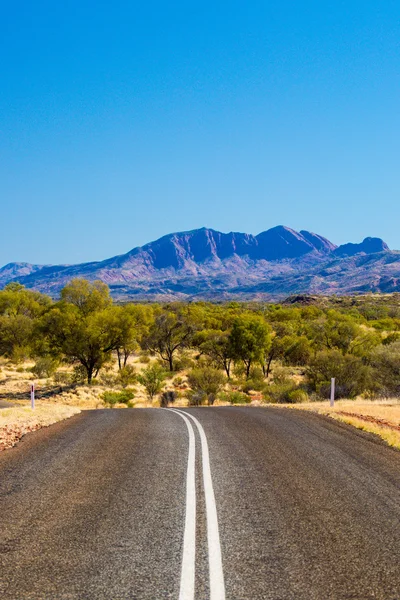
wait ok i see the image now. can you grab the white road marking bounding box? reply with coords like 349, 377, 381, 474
173, 409, 226, 600
167, 409, 196, 600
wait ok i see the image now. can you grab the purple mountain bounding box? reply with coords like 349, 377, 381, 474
0, 226, 397, 300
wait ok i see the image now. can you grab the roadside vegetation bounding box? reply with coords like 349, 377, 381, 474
0, 280, 399, 413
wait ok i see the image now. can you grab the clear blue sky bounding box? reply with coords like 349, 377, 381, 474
1, 1, 400, 266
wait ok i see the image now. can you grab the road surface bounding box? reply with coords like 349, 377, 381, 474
0, 407, 399, 599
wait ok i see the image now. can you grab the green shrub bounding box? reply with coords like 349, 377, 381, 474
102, 389, 135, 406
117, 365, 137, 388
54, 370, 73, 386
307, 349, 372, 399
383, 332, 400, 345
219, 391, 250, 405
187, 367, 225, 405
138, 353, 151, 363
71, 365, 87, 385
241, 378, 266, 393
31, 357, 59, 378
99, 371, 118, 386
287, 389, 309, 403
138, 364, 166, 400
11, 345, 30, 364
263, 381, 298, 403
174, 353, 196, 371
370, 341, 400, 396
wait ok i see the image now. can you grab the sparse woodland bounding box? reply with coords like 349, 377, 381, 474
0, 278, 400, 407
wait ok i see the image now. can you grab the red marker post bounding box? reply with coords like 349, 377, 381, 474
31, 383, 35, 409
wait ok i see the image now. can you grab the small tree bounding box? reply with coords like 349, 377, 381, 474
229, 315, 271, 378
142, 311, 193, 371
37, 281, 119, 384
187, 367, 225, 405
195, 330, 234, 378
138, 364, 166, 401
117, 365, 137, 388
370, 341, 400, 396
307, 349, 372, 398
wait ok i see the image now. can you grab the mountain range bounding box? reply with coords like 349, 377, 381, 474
1, 226, 399, 301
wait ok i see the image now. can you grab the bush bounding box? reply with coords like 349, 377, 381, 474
31, 357, 59, 378
99, 371, 118, 386
219, 391, 250, 405
102, 389, 135, 406
307, 349, 372, 399
138, 354, 151, 364
383, 332, 400, 346
174, 353, 196, 371
138, 364, 166, 400
160, 390, 177, 407
287, 389, 309, 403
71, 365, 87, 385
54, 370, 73, 386
187, 367, 225, 406
241, 378, 266, 393
370, 341, 400, 396
173, 376, 184, 388
263, 381, 298, 403
11, 345, 30, 364
187, 390, 206, 406
117, 365, 137, 388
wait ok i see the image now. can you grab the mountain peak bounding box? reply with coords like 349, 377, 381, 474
0, 225, 396, 300
334, 237, 389, 257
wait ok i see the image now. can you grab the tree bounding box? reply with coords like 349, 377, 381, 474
307, 349, 372, 398
60, 278, 111, 315
229, 315, 271, 378
194, 329, 234, 378
307, 311, 362, 354
0, 284, 51, 360
138, 364, 166, 400
102, 304, 152, 369
187, 367, 225, 405
262, 334, 294, 378
370, 341, 400, 395
38, 280, 118, 384
143, 311, 193, 371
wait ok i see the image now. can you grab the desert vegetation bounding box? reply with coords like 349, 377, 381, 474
0, 279, 399, 411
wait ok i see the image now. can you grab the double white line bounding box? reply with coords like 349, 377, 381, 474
168, 409, 226, 600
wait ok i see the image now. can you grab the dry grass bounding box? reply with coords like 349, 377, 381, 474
0, 404, 81, 450
0, 355, 192, 409
0, 404, 80, 429
277, 399, 400, 450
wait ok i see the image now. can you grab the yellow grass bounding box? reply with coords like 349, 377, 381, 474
0, 404, 80, 430
0, 403, 81, 450
278, 399, 400, 450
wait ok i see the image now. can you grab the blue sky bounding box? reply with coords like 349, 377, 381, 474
1, 1, 400, 265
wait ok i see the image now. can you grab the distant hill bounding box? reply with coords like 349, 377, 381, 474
0, 226, 399, 300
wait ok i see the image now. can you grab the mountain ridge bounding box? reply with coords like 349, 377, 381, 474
0, 226, 398, 300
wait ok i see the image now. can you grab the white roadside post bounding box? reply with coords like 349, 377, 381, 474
31, 383, 35, 409
330, 377, 335, 408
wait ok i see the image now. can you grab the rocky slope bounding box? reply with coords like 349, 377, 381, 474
0, 226, 399, 300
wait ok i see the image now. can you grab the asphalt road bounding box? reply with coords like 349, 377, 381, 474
0, 407, 399, 599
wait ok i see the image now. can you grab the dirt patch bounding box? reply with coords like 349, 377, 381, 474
335, 410, 400, 432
